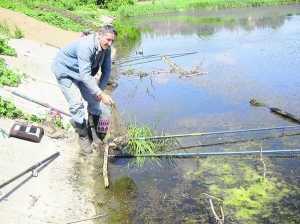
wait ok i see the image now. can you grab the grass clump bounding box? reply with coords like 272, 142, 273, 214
0, 96, 23, 118
249, 98, 266, 107
0, 58, 23, 87
125, 113, 180, 164
0, 20, 24, 38
0, 38, 17, 57
127, 122, 158, 155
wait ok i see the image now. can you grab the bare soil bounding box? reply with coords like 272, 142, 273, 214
0, 7, 79, 48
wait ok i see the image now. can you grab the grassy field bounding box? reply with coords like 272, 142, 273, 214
117, 0, 300, 17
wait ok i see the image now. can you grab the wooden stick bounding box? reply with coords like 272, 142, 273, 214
191, 61, 203, 73
161, 56, 186, 75
103, 143, 109, 188
186, 71, 209, 77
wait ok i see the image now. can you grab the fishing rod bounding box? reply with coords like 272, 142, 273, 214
169, 131, 300, 151
110, 149, 300, 158
113, 52, 198, 64
0, 152, 60, 191
112, 54, 160, 63
113, 52, 198, 66
115, 54, 196, 68
134, 125, 300, 140
5, 89, 71, 117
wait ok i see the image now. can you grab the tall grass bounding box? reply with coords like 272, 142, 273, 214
117, 2, 178, 17
126, 112, 180, 165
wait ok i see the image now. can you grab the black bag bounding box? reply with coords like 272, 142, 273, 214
9, 123, 44, 143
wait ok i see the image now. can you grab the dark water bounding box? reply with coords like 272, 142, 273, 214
104, 5, 300, 223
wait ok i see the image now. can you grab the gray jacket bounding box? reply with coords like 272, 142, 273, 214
51, 34, 111, 95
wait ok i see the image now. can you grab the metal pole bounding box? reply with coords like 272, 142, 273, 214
0, 152, 60, 190
135, 125, 300, 140
110, 149, 300, 158
6, 90, 71, 117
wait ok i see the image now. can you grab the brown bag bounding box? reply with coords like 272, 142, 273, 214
9, 123, 44, 143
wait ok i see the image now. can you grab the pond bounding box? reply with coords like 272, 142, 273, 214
102, 5, 300, 223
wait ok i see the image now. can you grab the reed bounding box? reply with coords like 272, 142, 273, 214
126, 112, 180, 165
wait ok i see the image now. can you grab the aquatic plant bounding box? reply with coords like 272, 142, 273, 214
187, 156, 300, 222
126, 112, 180, 165
250, 98, 265, 107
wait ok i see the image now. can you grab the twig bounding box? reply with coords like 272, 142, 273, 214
66, 213, 106, 224
29, 194, 40, 207
209, 199, 225, 224
201, 193, 224, 224
191, 61, 203, 73
45, 42, 60, 49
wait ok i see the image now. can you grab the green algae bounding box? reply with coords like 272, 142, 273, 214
185, 156, 300, 222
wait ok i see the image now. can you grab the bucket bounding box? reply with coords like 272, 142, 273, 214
97, 102, 111, 134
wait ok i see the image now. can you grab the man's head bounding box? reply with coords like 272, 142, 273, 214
98, 25, 118, 51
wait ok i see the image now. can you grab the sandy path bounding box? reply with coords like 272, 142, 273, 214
0, 7, 80, 48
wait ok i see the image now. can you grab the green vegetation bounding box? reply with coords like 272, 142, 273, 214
117, 2, 178, 17
0, 21, 24, 38
0, 0, 134, 32
0, 41, 65, 128
126, 112, 179, 164
186, 157, 300, 222
117, 0, 300, 17
0, 96, 67, 128
0, 0, 96, 31
250, 98, 266, 107
1, 0, 298, 28
100, 0, 135, 11
0, 96, 23, 118
0, 96, 45, 123
0, 58, 22, 87
0, 38, 17, 57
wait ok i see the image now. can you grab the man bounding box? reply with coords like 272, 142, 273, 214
51, 25, 117, 154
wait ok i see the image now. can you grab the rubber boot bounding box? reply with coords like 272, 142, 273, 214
75, 122, 93, 154
88, 114, 103, 145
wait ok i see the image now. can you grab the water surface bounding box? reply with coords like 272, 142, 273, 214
104, 5, 300, 223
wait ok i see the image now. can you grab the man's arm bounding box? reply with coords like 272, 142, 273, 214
77, 37, 102, 95
98, 49, 112, 91
93, 48, 115, 105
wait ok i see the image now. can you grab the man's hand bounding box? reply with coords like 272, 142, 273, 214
94, 91, 114, 105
